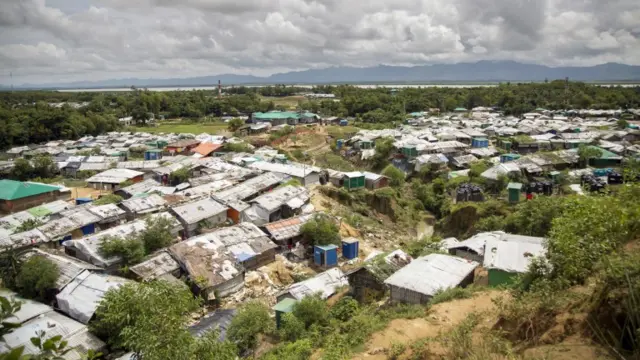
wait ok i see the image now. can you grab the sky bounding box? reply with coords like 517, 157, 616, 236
1, 0, 639, 85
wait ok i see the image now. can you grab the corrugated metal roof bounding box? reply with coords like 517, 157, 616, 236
37, 217, 79, 240
213, 172, 287, 203
264, 213, 315, 241
120, 193, 167, 214
129, 251, 180, 281
279, 268, 348, 301
0, 229, 48, 251
189, 309, 236, 340
180, 180, 236, 198
483, 238, 546, 273
60, 207, 101, 227
87, 203, 126, 220
169, 237, 243, 288
248, 161, 321, 179
56, 270, 130, 324
251, 185, 309, 213
171, 198, 228, 224
120, 179, 161, 196
0, 290, 51, 323
384, 254, 478, 297
86, 169, 143, 184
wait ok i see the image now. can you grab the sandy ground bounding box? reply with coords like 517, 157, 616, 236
68, 186, 107, 199
351, 291, 505, 360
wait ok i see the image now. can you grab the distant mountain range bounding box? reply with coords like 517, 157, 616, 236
13, 61, 640, 89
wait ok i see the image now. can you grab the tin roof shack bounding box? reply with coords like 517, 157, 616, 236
37, 217, 82, 243
342, 172, 366, 191
189, 309, 237, 340
248, 161, 321, 186
363, 172, 389, 190
276, 267, 349, 302
169, 237, 245, 301
63, 218, 148, 268
0, 291, 106, 359
129, 251, 181, 281
87, 203, 126, 228
86, 169, 144, 191
0, 229, 49, 252
263, 213, 315, 248
119, 193, 168, 220
192, 143, 223, 158
484, 237, 546, 287
384, 254, 478, 305
116, 179, 161, 199
21, 249, 101, 290
0, 180, 63, 214
171, 198, 228, 238
346, 249, 412, 303
248, 186, 310, 225
59, 207, 102, 237
56, 270, 130, 324
201, 222, 277, 270
213, 172, 288, 223
166, 139, 201, 155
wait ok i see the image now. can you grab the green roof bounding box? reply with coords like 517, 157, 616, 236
27, 206, 52, 217
254, 111, 300, 120
507, 182, 523, 190
273, 298, 297, 313
145, 149, 163, 153
454, 107, 468, 111
588, 146, 621, 160
0, 180, 60, 201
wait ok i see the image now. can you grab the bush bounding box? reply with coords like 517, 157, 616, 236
388, 342, 406, 360
99, 235, 145, 267
292, 294, 329, 329
381, 164, 405, 187
227, 301, 273, 354
15, 218, 45, 233
169, 166, 191, 185
138, 216, 175, 254
93, 194, 123, 205
329, 296, 359, 321
15, 255, 59, 300
224, 142, 252, 153
430, 286, 479, 305
261, 339, 313, 360
300, 213, 340, 247
279, 312, 306, 342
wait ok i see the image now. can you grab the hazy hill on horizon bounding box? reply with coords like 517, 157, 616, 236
12, 61, 640, 89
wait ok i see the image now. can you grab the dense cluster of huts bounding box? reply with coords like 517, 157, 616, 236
342, 108, 639, 198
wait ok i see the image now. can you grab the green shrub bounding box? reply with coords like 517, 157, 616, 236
300, 213, 340, 246
227, 301, 273, 354
279, 312, 306, 342
382, 165, 405, 187
94, 194, 123, 205
430, 286, 479, 305
15, 255, 59, 300
99, 235, 145, 267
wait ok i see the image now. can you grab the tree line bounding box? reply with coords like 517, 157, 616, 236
1, 81, 639, 149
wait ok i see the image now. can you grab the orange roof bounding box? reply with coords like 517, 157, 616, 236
193, 143, 223, 156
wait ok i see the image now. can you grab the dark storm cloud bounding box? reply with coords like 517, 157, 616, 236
0, 0, 638, 84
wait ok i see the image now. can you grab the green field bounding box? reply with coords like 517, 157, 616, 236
260, 95, 314, 109
129, 121, 229, 134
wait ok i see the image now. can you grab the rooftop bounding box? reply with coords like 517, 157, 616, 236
384, 254, 478, 297
0, 180, 60, 201
171, 197, 228, 224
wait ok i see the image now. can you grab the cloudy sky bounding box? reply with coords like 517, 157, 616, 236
1, 0, 639, 85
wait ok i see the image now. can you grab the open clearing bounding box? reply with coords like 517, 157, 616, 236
130, 121, 228, 134
260, 95, 309, 109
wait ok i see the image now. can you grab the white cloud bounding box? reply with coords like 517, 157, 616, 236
0, 0, 638, 84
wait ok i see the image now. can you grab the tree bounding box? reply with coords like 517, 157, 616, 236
10, 158, 33, 181
371, 138, 394, 170
98, 235, 145, 267
31, 155, 57, 179
0, 295, 22, 337
616, 118, 629, 129
90, 281, 201, 356
138, 216, 175, 254
191, 330, 237, 360
15, 255, 59, 300
329, 296, 359, 321
227, 118, 245, 132
577, 144, 602, 167
381, 164, 405, 187
227, 301, 272, 354
300, 213, 340, 246
169, 167, 191, 185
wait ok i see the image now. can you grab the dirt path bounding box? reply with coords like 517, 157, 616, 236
351, 291, 505, 360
